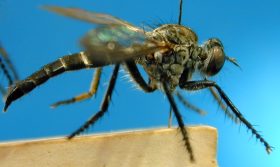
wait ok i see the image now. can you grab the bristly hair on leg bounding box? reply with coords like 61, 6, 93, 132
68, 65, 120, 139
162, 81, 194, 162
179, 80, 273, 154
208, 87, 240, 124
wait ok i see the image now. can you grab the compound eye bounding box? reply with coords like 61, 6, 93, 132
204, 39, 225, 76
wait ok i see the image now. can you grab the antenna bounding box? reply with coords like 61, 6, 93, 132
178, 0, 183, 25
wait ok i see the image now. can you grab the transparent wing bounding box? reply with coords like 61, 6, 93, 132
82, 25, 170, 65
43, 6, 142, 33
43, 6, 171, 65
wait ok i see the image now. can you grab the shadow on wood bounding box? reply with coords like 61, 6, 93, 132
0, 126, 218, 167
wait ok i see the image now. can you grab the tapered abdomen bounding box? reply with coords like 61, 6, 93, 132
4, 52, 99, 111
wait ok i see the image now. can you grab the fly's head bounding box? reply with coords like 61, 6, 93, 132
200, 38, 226, 76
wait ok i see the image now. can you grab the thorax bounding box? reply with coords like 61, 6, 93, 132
137, 24, 206, 91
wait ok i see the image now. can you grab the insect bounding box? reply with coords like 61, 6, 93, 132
0, 42, 19, 96
3, 0, 272, 161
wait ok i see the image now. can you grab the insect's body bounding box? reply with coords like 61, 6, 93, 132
3, 23, 223, 109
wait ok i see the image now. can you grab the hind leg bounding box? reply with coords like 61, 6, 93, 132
51, 67, 102, 108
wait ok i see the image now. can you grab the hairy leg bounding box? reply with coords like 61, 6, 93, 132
68, 65, 120, 139
162, 81, 194, 161
180, 80, 272, 153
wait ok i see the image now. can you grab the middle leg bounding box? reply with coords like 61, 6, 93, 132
162, 81, 194, 162
68, 65, 119, 139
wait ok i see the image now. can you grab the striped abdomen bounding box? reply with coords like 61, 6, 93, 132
4, 52, 101, 111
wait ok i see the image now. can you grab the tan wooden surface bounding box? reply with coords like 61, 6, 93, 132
0, 126, 218, 167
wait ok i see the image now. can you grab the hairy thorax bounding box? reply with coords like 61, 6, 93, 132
137, 24, 205, 91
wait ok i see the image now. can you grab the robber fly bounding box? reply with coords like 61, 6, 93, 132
0, 42, 19, 95
3, 1, 272, 161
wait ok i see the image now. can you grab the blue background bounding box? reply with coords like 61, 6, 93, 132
0, 0, 279, 166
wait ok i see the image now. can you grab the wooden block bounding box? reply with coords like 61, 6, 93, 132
0, 126, 218, 167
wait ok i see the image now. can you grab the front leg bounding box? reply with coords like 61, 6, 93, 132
179, 80, 272, 153
124, 61, 156, 92
208, 87, 240, 124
